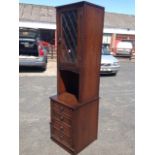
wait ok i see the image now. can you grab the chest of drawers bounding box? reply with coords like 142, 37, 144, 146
50, 94, 99, 154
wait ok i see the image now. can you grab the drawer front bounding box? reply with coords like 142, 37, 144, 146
52, 110, 72, 127
52, 102, 73, 117
52, 127, 73, 147
53, 119, 72, 137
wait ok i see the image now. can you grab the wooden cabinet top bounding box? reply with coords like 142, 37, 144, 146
56, 1, 105, 10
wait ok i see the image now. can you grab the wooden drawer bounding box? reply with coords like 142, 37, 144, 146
52, 119, 72, 137
52, 102, 73, 118
52, 110, 72, 127
52, 127, 73, 147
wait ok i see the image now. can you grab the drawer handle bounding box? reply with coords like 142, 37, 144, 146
60, 126, 64, 131
60, 106, 64, 112
60, 116, 64, 121
60, 134, 64, 139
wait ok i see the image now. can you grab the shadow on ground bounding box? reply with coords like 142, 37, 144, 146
19, 66, 46, 73
100, 74, 116, 77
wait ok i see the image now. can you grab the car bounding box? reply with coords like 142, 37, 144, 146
115, 41, 133, 57
19, 28, 48, 70
100, 47, 120, 75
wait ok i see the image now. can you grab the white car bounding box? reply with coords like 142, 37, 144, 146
100, 47, 120, 75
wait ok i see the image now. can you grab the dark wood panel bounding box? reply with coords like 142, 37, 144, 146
73, 100, 99, 152
79, 4, 104, 102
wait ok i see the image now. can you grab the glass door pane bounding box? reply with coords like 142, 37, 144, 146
61, 10, 77, 63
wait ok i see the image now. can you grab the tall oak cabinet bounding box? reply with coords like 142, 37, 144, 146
50, 1, 104, 154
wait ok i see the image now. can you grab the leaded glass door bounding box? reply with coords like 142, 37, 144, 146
60, 10, 78, 63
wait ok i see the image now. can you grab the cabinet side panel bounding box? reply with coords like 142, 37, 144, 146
80, 5, 104, 102
56, 9, 67, 94
74, 100, 99, 152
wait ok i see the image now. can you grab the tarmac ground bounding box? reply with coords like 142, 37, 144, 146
19, 59, 135, 155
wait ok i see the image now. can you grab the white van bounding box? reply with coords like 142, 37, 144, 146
116, 41, 133, 57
